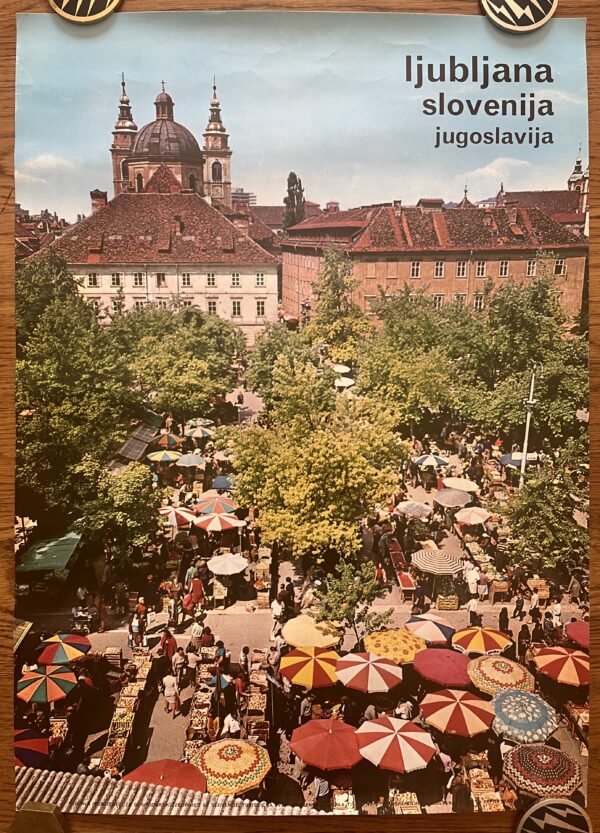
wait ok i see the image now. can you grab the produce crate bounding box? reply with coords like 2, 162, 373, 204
256, 591, 270, 609
104, 647, 123, 670
437, 595, 460, 611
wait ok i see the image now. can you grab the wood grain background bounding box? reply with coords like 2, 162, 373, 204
0, 1, 597, 831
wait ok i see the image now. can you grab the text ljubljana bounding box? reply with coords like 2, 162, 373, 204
404, 55, 556, 149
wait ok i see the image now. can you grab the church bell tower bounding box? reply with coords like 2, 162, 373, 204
202, 79, 232, 207
111, 73, 138, 196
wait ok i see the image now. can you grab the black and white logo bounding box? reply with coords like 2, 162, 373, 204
517, 799, 591, 833
47, 0, 122, 24
481, 0, 558, 33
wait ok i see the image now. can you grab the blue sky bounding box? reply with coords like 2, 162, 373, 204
16, 12, 588, 221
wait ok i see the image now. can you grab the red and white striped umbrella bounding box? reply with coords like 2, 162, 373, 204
356, 716, 436, 773
194, 513, 246, 533
533, 647, 589, 687
335, 652, 403, 693
419, 688, 494, 737
159, 506, 197, 527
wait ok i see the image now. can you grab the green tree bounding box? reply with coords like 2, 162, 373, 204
74, 458, 162, 549
305, 247, 374, 365
314, 561, 393, 644
16, 251, 80, 355
16, 297, 134, 521
245, 323, 294, 407
283, 171, 305, 231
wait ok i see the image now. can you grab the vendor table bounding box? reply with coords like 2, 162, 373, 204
397, 571, 416, 603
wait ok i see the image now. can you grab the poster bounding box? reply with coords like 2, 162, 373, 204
13, 11, 589, 817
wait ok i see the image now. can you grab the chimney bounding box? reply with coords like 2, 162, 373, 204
90, 189, 108, 214
325, 201, 340, 214
507, 205, 519, 224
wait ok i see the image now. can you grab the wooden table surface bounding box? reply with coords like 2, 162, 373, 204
0, 1, 597, 831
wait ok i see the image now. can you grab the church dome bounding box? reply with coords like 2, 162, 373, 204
131, 119, 203, 161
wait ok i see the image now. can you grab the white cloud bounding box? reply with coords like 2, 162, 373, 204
453, 157, 531, 198
21, 153, 77, 175
15, 169, 46, 184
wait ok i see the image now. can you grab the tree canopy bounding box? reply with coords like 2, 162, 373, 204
283, 172, 306, 231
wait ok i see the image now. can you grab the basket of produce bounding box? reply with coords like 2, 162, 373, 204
100, 740, 126, 771
247, 692, 267, 715
437, 595, 460, 611
49, 718, 69, 747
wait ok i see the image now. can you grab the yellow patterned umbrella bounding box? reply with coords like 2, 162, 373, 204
281, 614, 340, 649
192, 739, 271, 795
363, 629, 426, 665
280, 646, 339, 688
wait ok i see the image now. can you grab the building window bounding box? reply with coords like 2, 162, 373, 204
454, 293, 467, 305
88, 298, 100, 313
181, 299, 193, 307
188, 173, 196, 192
411, 261, 421, 279
476, 261, 487, 278
231, 273, 241, 287
434, 261, 444, 278
499, 260, 509, 277
474, 293, 485, 311
133, 300, 146, 311
207, 300, 217, 315
554, 258, 566, 276
212, 160, 223, 182
433, 294, 444, 310
87, 273, 99, 288
111, 273, 122, 287
232, 300, 241, 317
136, 173, 144, 193
156, 299, 168, 309
256, 300, 265, 317
133, 272, 144, 287
156, 273, 167, 288
111, 298, 121, 312
256, 272, 265, 287
207, 273, 216, 287
526, 259, 537, 277
181, 273, 192, 287
456, 261, 467, 278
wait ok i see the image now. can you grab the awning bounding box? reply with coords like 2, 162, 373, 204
13, 619, 33, 653
16, 532, 81, 576
117, 422, 159, 461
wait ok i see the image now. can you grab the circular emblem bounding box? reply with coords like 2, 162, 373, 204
47, 0, 122, 24
481, 0, 558, 33
517, 799, 591, 833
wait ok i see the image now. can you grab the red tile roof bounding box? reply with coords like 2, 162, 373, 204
253, 202, 322, 228
501, 189, 581, 215
42, 183, 279, 267
284, 204, 587, 254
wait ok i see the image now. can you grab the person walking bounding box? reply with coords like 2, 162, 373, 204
172, 647, 187, 688
498, 607, 509, 634
466, 596, 479, 627
512, 592, 525, 622
160, 628, 178, 663
162, 672, 180, 718
529, 590, 540, 624
517, 624, 531, 664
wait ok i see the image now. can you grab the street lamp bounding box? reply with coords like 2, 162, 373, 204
519, 362, 543, 489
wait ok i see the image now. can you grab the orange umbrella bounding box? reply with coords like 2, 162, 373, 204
290, 719, 361, 770
452, 627, 511, 655
279, 646, 339, 689
533, 647, 589, 687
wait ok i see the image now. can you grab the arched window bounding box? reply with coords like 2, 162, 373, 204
136, 173, 144, 193
188, 173, 197, 192
575, 185, 581, 192
212, 160, 223, 182
121, 160, 128, 181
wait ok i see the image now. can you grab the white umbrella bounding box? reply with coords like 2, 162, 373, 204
455, 507, 491, 525
207, 552, 248, 576
332, 363, 351, 374
443, 477, 479, 494
334, 376, 355, 388
396, 501, 432, 519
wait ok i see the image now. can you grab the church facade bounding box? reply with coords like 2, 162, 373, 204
43, 79, 278, 345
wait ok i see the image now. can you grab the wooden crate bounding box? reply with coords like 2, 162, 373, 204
256, 591, 270, 609
437, 595, 460, 611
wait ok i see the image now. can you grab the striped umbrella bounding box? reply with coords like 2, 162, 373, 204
150, 433, 182, 448
14, 728, 49, 769
503, 744, 582, 798
533, 647, 589, 687
16, 665, 77, 704
290, 719, 361, 771
413, 648, 471, 688
492, 690, 558, 744
420, 688, 494, 737
186, 426, 215, 440
159, 506, 197, 527
281, 615, 340, 649
194, 496, 238, 515
442, 477, 479, 493
192, 739, 271, 795
414, 454, 449, 468
194, 513, 246, 533
452, 627, 512, 656
411, 550, 462, 576
335, 652, 403, 693
455, 507, 491, 525
404, 614, 455, 645
363, 630, 426, 665
37, 633, 91, 665
433, 489, 470, 508
356, 717, 436, 773
280, 646, 339, 689
146, 450, 182, 463
396, 501, 432, 519
565, 621, 589, 650
468, 655, 535, 695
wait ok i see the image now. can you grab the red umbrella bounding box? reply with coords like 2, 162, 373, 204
14, 728, 49, 769
356, 717, 436, 773
413, 648, 471, 688
290, 719, 361, 771
420, 689, 494, 737
565, 621, 589, 650
123, 759, 207, 791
